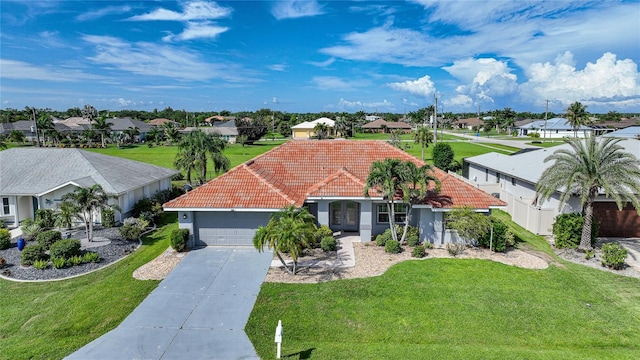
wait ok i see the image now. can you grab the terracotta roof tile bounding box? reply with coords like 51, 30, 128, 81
164, 140, 506, 210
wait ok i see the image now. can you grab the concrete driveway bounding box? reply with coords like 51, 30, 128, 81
67, 247, 273, 360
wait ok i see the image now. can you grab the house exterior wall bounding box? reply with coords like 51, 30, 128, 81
292, 129, 311, 139
0, 195, 17, 225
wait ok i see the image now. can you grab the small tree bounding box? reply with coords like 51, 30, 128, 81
61, 185, 118, 242
432, 143, 455, 171
446, 207, 492, 246
253, 206, 317, 275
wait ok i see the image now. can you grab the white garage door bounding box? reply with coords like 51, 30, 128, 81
195, 211, 272, 246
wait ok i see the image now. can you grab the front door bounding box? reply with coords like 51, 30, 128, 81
330, 201, 360, 232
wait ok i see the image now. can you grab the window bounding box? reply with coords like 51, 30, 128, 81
1, 198, 9, 215
496, 173, 501, 183
377, 203, 407, 223
485, 168, 489, 182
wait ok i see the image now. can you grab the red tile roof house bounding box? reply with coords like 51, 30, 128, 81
163, 140, 505, 247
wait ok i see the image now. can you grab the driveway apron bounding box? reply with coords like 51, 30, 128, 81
67, 247, 273, 360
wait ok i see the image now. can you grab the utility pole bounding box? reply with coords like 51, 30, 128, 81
433, 93, 438, 145
31, 107, 40, 147
544, 99, 549, 143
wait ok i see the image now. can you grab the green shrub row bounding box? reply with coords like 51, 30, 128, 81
36, 230, 62, 250
477, 217, 515, 252
170, 228, 189, 252
0, 229, 10, 250
552, 213, 599, 249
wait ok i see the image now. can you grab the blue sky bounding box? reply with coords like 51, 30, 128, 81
1, 0, 639, 114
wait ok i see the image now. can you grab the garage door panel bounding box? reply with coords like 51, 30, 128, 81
195, 212, 272, 246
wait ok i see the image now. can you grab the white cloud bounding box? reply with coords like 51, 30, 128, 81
0, 59, 99, 82
271, 0, 325, 20
307, 57, 335, 68
272, 97, 279, 104
129, 1, 232, 21
443, 58, 518, 105
76, 5, 132, 21
81, 35, 244, 82
520, 52, 640, 108
338, 98, 394, 110
311, 76, 368, 91
402, 98, 419, 107
162, 21, 229, 41
387, 75, 435, 98
445, 95, 474, 108
268, 64, 287, 71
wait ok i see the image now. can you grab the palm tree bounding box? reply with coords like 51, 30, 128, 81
253, 206, 317, 275
566, 101, 588, 137
123, 126, 140, 144
398, 161, 440, 243
81, 129, 98, 147
536, 136, 640, 251
501, 107, 516, 134
413, 125, 433, 161
174, 149, 198, 185
146, 126, 163, 145
364, 158, 410, 242
61, 184, 117, 242
176, 130, 230, 184
163, 122, 181, 145
313, 122, 329, 140
36, 113, 53, 146
8, 130, 26, 145
92, 116, 113, 148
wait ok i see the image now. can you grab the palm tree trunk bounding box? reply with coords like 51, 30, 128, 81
276, 251, 294, 275
579, 201, 594, 251
388, 202, 398, 241
421, 145, 425, 161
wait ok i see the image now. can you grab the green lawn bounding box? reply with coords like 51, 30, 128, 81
0, 214, 178, 360
405, 141, 514, 164
246, 211, 640, 359
527, 141, 565, 148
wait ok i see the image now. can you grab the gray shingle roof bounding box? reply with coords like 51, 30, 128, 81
0, 148, 178, 196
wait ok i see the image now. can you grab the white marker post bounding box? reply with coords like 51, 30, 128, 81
275, 320, 283, 359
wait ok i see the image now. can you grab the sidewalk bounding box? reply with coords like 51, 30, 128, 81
442, 130, 539, 150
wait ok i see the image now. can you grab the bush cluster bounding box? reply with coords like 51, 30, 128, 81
432, 143, 456, 172
552, 213, 599, 249
101, 208, 116, 228
35, 209, 56, 228
120, 217, 149, 241
315, 225, 333, 248
21, 222, 42, 241
412, 245, 426, 258
21, 244, 48, 266
50, 239, 82, 259
385, 239, 402, 254
170, 228, 189, 252
0, 229, 11, 250
601, 243, 628, 270
36, 230, 62, 250
446, 243, 466, 256
477, 218, 515, 252
33, 259, 49, 270
320, 236, 337, 252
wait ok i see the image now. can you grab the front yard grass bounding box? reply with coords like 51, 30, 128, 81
0, 214, 178, 360
246, 212, 640, 359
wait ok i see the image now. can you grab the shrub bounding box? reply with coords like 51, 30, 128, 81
132, 198, 157, 219
170, 228, 189, 252
69, 255, 84, 266
152, 186, 184, 204
21, 218, 35, 228
376, 228, 393, 246
120, 217, 149, 241
83, 251, 101, 263
601, 243, 628, 270
0, 219, 5, 228
101, 208, 116, 228
36, 230, 62, 250
477, 218, 512, 252
49, 239, 81, 259
0, 257, 6, 269
320, 236, 337, 252
0, 229, 10, 250
412, 245, 426, 258
33, 259, 49, 270
21, 244, 48, 266
552, 213, 599, 249
407, 234, 420, 247
423, 241, 434, 249
315, 225, 334, 247
21, 223, 42, 241
52, 257, 66, 269
35, 209, 55, 228
433, 143, 455, 172
446, 243, 466, 256
385, 240, 402, 254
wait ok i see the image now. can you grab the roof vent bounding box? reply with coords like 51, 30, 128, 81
246, 160, 254, 166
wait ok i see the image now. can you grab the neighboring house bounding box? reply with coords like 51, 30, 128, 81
0, 120, 39, 142
0, 148, 178, 227
149, 118, 180, 127
109, 117, 152, 142
518, 118, 593, 138
453, 117, 485, 131
463, 139, 640, 237
163, 140, 505, 247
361, 119, 412, 133
182, 125, 239, 143
291, 117, 335, 139
603, 126, 640, 139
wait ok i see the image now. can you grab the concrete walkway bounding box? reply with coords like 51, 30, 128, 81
442, 130, 540, 150
67, 247, 273, 360
270, 234, 358, 269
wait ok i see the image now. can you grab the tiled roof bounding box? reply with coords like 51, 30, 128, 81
164, 140, 505, 210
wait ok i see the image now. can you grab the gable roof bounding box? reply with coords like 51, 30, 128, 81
361, 119, 411, 129
291, 117, 335, 130
108, 117, 152, 132
0, 148, 178, 196
603, 126, 640, 138
164, 140, 505, 211
519, 117, 591, 131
